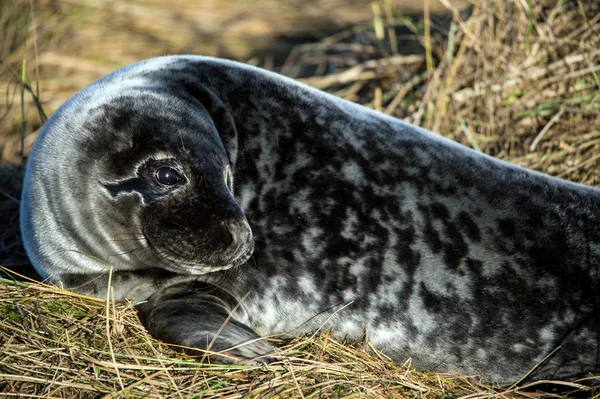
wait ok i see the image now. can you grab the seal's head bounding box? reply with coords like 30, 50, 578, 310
20, 57, 253, 279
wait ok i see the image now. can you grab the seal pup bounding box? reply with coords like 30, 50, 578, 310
20, 55, 600, 384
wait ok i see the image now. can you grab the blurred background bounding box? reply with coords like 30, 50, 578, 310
0, 0, 599, 277
1, 0, 459, 164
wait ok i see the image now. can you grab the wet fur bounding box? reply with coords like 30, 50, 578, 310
20, 56, 600, 384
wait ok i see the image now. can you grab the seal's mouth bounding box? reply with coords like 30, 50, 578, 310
141, 228, 254, 274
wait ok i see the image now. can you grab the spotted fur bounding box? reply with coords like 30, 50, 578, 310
21, 56, 600, 384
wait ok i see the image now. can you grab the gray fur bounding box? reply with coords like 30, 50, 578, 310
20, 55, 600, 384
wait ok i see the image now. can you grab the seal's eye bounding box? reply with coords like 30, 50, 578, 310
155, 167, 181, 186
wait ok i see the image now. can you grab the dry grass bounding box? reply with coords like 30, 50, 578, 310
1, 0, 600, 397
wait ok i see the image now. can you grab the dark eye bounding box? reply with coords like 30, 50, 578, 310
155, 167, 181, 186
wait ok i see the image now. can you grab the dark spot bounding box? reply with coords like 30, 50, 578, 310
458, 211, 481, 242
395, 225, 421, 270
497, 218, 516, 237
281, 249, 295, 264
443, 221, 468, 269
430, 202, 449, 220
419, 283, 444, 313
419, 204, 442, 253
364, 257, 383, 293
465, 257, 483, 274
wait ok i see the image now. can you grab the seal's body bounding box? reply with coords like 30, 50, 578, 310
21, 56, 600, 384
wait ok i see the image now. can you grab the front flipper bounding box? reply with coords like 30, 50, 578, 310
137, 280, 275, 365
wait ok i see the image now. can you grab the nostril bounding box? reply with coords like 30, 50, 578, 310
222, 218, 251, 246
224, 223, 236, 245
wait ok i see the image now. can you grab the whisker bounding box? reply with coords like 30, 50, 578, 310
163, 219, 188, 229
110, 231, 146, 238
106, 244, 152, 258
108, 237, 146, 242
